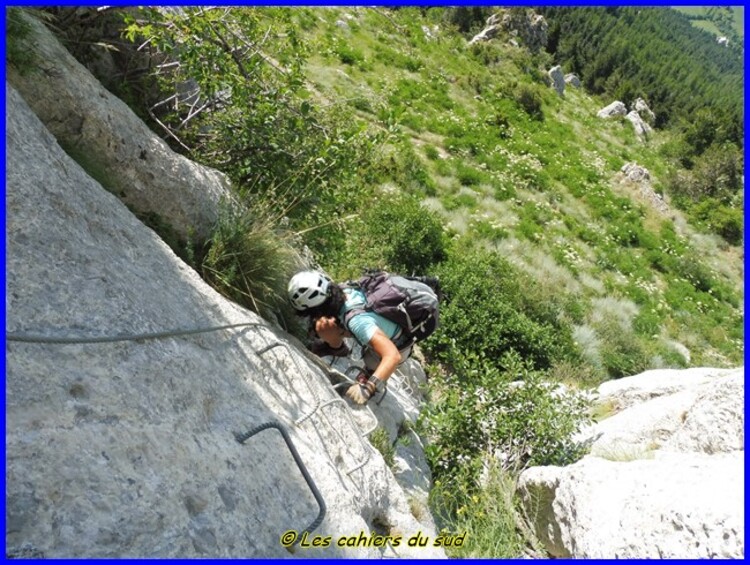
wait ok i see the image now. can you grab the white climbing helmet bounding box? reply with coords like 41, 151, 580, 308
288, 271, 331, 312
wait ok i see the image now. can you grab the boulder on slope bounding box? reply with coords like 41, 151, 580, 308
548, 65, 565, 96
626, 110, 652, 140
596, 100, 627, 119
517, 367, 744, 558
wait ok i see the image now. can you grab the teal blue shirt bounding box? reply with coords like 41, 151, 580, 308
339, 288, 401, 345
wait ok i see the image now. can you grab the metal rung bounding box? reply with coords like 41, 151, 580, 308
234, 421, 326, 542
253, 336, 379, 486
317, 398, 374, 476
255, 339, 321, 426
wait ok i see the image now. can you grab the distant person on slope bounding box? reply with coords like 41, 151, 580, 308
287, 270, 418, 405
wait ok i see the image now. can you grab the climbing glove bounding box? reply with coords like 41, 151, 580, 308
346, 373, 384, 405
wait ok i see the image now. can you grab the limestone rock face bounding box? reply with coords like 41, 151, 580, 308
595, 367, 732, 411
5, 81, 445, 559
469, 9, 548, 53
548, 65, 565, 96
619, 162, 669, 215
7, 13, 232, 242
585, 369, 743, 458
632, 97, 656, 125
518, 451, 743, 558
626, 110, 652, 140
564, 73, 581, 87
596, 100, 627, 119
517, 368, 744, 558
323, 350, 434, 521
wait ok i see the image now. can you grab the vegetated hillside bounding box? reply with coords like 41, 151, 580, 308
673, 6, 744, 42
541, 7, 743, 131
38, 4, 743, 395
298, 7, 744, 367
15, 6, 743, 557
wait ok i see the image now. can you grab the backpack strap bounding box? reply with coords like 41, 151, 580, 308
338, 282, 368, 345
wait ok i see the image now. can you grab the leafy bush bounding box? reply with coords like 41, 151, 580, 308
667, 143, 743, 204
427, 245, 579, 371
348, 194, 448, 275
664, 142, 743, 244
420, 350, 591, 479
335, 43, 365, 66
123, 8, 375, 235
469, 41, 505, 67
372, 139, 437, 196
594, 318, 651, 379
513, 83, 544, 120
455, 162, 486, 187
692, 201, 743, 246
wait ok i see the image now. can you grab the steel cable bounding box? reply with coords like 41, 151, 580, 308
6, 322, 266, 344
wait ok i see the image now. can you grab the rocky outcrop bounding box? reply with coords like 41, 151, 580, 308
6, 80, 444, 558
548, 66, 565, 97
564, 73, 581, 88
422, 25, 439, 41
615, 163, 668, 217
621, 162, 650, 183
517, 367, 744, 558
519, 451, 742, 558
469, 9, 548, 53
467, 13, 504, 46
596, 100, 627, 119
7, 13, 232, 242
626, 110, 652, 140
619, 162, 669, 215
597, 100, 652, 140
632, 97, 656, 125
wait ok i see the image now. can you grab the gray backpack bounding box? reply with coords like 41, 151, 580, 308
342, 271, 440, 345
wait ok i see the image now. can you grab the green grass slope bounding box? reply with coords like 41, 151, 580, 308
293, 7, 743, 372
27, 7, 744, 557
30, 5, 743, 379
673, 6, 744, 41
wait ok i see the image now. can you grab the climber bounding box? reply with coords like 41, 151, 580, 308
288, 270, 416, 406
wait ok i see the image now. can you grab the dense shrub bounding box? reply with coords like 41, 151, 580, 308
693, 200, 743, 246
668, 143, 743, 203
513, 83, 544, 120
594, 318, 651, 379
372, 139, 438, 196
427, 245, 579, 371
335, 43, 366, 66
420, 350, 591, 479
123, 8, 376, 235
664, 142, 743, 244
346, 194, 448, 275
